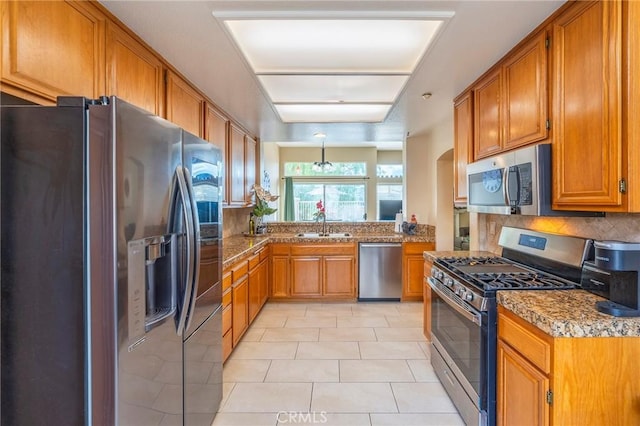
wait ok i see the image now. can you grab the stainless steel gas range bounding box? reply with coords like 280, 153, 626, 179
427, 227, 593, 426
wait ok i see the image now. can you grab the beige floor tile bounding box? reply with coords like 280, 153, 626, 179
223, 360, 271, 382
230, 342, 298, 360
311, 382, 398, 413
337, 316, 389, 328
370, 413, 464, 426
374, 327, 426, 341
319, 327, 376, 342
261, 328, 320, 342
220, 382, 235, 407
250, 315, 288, 328
406, 359, 439, 382
241, 327, 266, 341
385, 316, 424, 328
285, 317, 336, 328
418, 342, 432, 359
277, 412, 371, 425
305, 304, 354, 316
265, 359, 339, 382
296, 342, 361, 359
352, 304, 401, 316
261, 302, 309, 311
396, 303, 424, 313
391, 382, 458, 413
212, 412, 280, 426
340, 360, 414, 382
359, 342, 426, 360
222, 382, 312, 413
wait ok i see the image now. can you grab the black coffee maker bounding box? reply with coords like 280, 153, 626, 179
581, 240, 640, 317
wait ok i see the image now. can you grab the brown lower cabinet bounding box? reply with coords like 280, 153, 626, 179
497, 306, 640, 425
423, 256, 434, 341
269, 243, 357, 300
402, 242, 435, 301
223, 245, 270, 362
222, 271, 233, 361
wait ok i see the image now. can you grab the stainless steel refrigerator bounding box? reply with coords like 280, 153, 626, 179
1, 96, 223, 425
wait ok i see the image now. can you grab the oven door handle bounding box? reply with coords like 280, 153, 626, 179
428, 278, 482, 326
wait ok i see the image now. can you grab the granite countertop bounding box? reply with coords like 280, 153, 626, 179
498, 290, 640, 338
223, 232, 433, 269
423, 250, 497, 262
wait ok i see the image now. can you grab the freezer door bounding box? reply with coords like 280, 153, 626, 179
184, 306, 223, 425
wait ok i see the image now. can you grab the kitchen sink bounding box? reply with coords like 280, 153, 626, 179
295, 232, 352, 238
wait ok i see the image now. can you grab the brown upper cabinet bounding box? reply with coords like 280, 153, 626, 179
502, 31, 549, 150
106, 22, 164, 116
1, 0, 106, 104
165, 70, 205, 137
551, 0, 627, 211
473, 67, 502, 159
227, 123, 258, 206
473, 30, 549, 160
453, 90, 473, 204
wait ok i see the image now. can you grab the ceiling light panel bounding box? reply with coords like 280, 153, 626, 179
258, 75, 409, 103
224, 20, 442, 73
275, 104, 392, 123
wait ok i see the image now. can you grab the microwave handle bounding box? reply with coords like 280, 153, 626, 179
503, 167, 511, 206
507, 166, 521, 206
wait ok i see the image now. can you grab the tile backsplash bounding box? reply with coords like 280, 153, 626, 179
223, 207, 253, 238
479, 213, 640, 254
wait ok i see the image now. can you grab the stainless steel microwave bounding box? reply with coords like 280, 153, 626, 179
467, 143, 588, 216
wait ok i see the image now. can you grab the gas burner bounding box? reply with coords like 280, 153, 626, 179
438, 256, 511, 267
469, 272, 576, 290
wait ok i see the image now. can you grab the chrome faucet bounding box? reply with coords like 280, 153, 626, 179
322, 215, 327, 236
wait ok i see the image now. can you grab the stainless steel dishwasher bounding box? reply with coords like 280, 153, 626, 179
358, 242, 403, 300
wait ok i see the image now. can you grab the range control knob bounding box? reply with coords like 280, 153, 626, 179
444, 278, 454, 287
465, 293, 474, 302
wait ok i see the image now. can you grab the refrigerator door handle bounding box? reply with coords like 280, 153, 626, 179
175, 166, 196, 336
182, 167, 201, 334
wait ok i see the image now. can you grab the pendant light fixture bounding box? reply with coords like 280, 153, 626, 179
312, 132, 334, 172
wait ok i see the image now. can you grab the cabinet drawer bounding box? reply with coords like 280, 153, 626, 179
403, 242, 435, 255
291, 244, 355, 256
271, 244, 291, 256
222, 329, 233, 362
222, 271, 232, 292
248, 253, 260, 270
259, 246, 270, 261
231, 261, 248, 281
222, 288, 232, 307
498, 309, 551, 374
222, 304, 232, 334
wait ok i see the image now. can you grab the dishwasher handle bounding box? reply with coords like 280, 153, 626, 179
359, 243, 402, 248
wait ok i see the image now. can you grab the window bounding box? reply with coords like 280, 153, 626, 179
377, 184, 402, 220
376, 164, 403, 178
284, 162, 367, 222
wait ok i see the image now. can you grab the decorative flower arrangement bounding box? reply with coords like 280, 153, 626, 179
312, 200, 326, 222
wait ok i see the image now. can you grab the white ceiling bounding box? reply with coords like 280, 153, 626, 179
99, 0, 564, 147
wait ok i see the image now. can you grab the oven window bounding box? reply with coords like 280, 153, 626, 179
431, 292, 482, 397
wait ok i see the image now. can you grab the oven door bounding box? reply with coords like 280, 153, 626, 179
428, 278, 487, 425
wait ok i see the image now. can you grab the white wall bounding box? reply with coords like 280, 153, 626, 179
405, 112, 455, 249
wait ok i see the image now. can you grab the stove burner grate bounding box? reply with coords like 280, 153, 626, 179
469, 272, 576, 290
